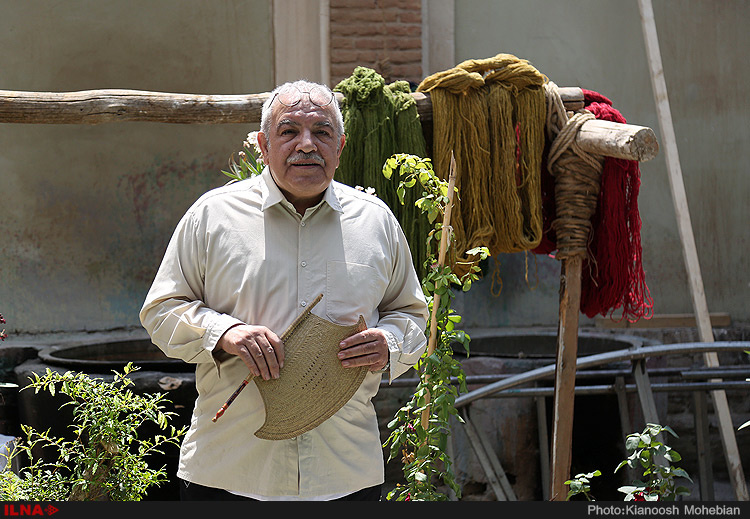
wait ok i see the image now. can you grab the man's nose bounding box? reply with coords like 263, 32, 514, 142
296, 129, 317, 153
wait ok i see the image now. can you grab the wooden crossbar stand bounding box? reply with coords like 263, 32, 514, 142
0, 87, 657, 163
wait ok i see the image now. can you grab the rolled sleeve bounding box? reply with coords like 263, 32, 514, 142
379, 320, 427, 382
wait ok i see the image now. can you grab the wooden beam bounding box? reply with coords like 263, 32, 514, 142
574, 118, 658, 162
0, 87, 657, 162
638, 0, 748, 501
550, 255, 583, 501
0, 86, 583, 125
0, 89, 268, 125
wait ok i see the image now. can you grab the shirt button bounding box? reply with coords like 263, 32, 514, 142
300, 221, 306, 227
301, 301, 307, 307
301, 261, 307, 267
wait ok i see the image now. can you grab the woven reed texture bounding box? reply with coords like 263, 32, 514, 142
253, 313, 367, 440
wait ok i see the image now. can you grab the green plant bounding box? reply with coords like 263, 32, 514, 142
615, 423, 692, 501
222, 131, 265, 182
381, 153, 489, 501
565, 470, 601, 501
0, 363, 186, 501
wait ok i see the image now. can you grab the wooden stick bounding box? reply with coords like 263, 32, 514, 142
638, 0, 748, 501
0, 87, 655, 161
0, 86, 583, 124
549, 255, 583, 500
420, 151, 457, 432
212, 293, 323, 423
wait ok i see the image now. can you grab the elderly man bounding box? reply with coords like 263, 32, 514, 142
139, 80, 428, 501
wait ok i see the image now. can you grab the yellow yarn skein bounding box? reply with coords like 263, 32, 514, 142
418, 54, 547, 271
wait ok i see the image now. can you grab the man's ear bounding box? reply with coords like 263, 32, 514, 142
257, 131, 270, 165
337, 133, 346, 157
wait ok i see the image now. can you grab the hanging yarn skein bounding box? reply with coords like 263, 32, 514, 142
417, 54, 547, 273
334, 67, 430, 275
536, 85, 653, 322
579, 89, 653, 321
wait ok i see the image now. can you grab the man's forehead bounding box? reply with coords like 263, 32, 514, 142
273, 102, 335, 128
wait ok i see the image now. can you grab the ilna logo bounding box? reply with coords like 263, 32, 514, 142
3, 504, 59, 516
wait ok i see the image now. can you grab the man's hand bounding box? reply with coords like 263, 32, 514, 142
338, 328, 389, 372
216, 325, 284, 380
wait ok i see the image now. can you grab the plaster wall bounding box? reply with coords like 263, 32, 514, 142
2, 0, 748, 336
1, 1, 273, 334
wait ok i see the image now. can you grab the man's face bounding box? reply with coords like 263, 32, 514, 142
257, 98, 345, 213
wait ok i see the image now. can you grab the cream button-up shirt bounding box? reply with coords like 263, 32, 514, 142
140, 168, 428, 499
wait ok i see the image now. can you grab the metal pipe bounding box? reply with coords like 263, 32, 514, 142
453, 341, 750, 408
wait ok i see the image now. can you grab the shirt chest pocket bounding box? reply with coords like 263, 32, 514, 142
325, 261, 383, 325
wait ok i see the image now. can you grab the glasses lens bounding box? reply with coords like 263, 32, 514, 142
308, 86, 334, 107
275, 85, 334, 108
276, 85, 302, 107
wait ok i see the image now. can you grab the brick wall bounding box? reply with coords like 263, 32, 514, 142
329, 0, 423, 87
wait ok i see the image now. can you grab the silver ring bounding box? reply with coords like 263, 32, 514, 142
267, 347, 274, 353
256, 351, 264, 357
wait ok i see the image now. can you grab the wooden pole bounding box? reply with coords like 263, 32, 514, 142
638, 0, 748, 501
0, 88, 657, 162
0, 88, 654, 159
550, 255, 583, 501
420, 151, 457, 431
543, 105, 605, 500
0, 87, 584, 125
0, 89, 268, 125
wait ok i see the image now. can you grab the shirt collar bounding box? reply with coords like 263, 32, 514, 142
261, 167, 343, 214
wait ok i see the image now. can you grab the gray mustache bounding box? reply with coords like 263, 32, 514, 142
287, 152, 324, 166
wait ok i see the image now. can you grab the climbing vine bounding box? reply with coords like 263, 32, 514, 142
381, 153, 489, 501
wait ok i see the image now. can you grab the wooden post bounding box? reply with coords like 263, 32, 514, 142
550, 254, 583, 501
638, 0, 748, 501
543, 103, 605, 500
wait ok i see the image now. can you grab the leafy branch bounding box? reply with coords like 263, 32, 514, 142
565, 470, 601, 501
381, 153, 489, 501
615, 423, 692, 501
0, 363, 186, 501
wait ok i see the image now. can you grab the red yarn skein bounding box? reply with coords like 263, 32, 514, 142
533, 90, 653, 321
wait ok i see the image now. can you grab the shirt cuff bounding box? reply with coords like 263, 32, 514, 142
378, 327, 426, 383
203, 313, 246, 376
